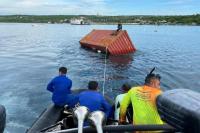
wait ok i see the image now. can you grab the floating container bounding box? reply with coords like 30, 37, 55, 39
79, 30, 136, 55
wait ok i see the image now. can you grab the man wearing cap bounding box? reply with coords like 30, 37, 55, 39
114, 83, 131, 121
119, 68, 164, 128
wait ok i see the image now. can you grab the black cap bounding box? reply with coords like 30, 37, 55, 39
145, 67, 161, 84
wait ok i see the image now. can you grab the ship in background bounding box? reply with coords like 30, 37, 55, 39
70, 17, 90, 25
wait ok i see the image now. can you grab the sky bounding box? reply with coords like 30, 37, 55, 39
0, 0, 200, 15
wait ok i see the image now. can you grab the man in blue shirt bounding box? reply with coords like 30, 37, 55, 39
78, 81, 111, 117
47, 67, 77, 107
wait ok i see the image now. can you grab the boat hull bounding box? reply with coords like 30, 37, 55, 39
26, 89, 113, 133
0, 105, 6, 133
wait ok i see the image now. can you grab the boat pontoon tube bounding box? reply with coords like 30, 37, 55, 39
157, 89, 200, 133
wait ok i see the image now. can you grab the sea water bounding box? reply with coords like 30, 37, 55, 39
0, 23, 200, 133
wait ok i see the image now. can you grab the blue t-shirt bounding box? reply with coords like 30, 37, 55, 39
47, 75, 72, 106
78, 90, 111, 117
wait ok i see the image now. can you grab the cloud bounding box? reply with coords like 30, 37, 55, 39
0, 0, 112, 15
0, 0, 199, 15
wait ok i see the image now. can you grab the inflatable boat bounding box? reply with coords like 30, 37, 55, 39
0, 104, 6, 133
26, 89, 200, 133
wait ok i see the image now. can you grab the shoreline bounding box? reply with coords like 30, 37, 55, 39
0, 14, 199, 26
0, 22, 199, 26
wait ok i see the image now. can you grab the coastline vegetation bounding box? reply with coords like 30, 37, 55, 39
0, 14, 199, 25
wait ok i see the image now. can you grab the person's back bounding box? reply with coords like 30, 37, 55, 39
78, 81, 111, 117
48, 75, 72, 105
123, 86, 163, 125
79, 91, 105, 112
47, 67, 73, 106
117, 23, 122, 31
120, 68, 164, 127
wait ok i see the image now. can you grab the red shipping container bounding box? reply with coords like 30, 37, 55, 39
79, 30, 136, 55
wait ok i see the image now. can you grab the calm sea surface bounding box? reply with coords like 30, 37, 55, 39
0, 23, 200, 133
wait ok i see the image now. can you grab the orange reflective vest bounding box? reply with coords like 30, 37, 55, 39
119, 85, 163, 125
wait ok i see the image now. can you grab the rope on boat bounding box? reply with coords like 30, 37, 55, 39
102, 46, 108, 96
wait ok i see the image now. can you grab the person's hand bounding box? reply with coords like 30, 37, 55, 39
119, 121, 128, 125
119, 118, 128, 125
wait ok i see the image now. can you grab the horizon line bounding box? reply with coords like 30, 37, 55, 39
0, 14, 199, 16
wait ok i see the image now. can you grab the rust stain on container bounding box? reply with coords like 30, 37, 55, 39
79, 30, 136, 55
